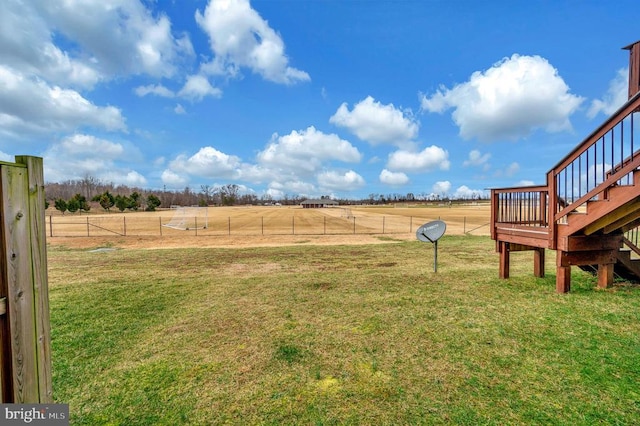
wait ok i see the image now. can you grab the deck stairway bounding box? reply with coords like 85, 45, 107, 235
491, 41, 640, 292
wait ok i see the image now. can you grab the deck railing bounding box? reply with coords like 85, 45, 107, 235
492, 92, 640, 248
490, 186, 549, 240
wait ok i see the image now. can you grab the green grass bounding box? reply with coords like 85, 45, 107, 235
47, 236, 640, 425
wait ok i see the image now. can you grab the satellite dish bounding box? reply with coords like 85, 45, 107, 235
416, 220, 446, 273
416, 220, 446, 243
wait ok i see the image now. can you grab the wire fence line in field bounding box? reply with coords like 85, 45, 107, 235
46, 213, 490, 238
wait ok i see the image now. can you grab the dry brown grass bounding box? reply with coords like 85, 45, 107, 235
46, 203, 490, 250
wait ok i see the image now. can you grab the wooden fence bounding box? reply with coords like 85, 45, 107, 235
0, 156, 52, 403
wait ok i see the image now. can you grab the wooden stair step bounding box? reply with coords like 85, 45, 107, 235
560, 185, 640, 236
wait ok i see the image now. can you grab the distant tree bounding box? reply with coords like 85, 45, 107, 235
114, 194, 130, 212
70, 193, 90, 213
67, 198, 79, 213
93, 191, 115, 211
200, 185, 213, 205
129, 192, 142, 211
220, 184, 239, 206
54, 198, 67, 215
145, 194, 161, 211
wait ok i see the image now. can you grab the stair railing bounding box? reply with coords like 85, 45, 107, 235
551, 92, 640, 226
624, 226, 640, 257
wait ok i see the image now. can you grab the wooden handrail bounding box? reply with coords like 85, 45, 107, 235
490, 184, 548, 194
552, 91, 640, 172
555, 153, 640, 222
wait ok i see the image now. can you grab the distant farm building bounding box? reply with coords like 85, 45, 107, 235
300, 199, 339, 208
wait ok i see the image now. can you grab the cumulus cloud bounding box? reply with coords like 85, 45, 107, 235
588, 68, 628, 118
432, 181, 451, 195
177, 74, 222, 101
379, 169, 409, 185
387, 146, 450, 172
317, 170, 365, 191
161, 127, 363, 195
0, 151, 14, 162
0, 66, 126, 138
168, 146, 241, 179
330, 96, 419, 146
463, 149, 491, 169
135, 84, 175, 98
42, 134, 146, 186
195, 0, 309, 84
257, 126, 361, 175
0, 1, 102, 88
420, 54, 584, 141
161, 169, 188, 188
35, 0, 193, 80
454, 185, 488, 199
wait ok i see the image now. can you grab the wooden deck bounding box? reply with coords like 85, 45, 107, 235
491, 43, 640, 292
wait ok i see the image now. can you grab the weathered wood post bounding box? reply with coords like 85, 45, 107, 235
0, 156, 53, 403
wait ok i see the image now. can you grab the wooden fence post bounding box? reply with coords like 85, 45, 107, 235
0, 156, 53, 403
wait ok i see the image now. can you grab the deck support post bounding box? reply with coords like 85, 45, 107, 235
556, 251, 571, 293
556, 267, 571, 293
499, 242, 510, 279
534, 248, 545, 278
597, 263, 614, 289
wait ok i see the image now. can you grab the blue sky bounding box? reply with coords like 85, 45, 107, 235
0, 0, 637, 200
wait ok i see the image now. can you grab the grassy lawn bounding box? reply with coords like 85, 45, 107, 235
47, 236, 640, 425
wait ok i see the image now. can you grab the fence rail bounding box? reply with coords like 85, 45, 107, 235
46, 214, 490, 238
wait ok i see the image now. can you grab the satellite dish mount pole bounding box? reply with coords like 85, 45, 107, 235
416, 220, 446, 274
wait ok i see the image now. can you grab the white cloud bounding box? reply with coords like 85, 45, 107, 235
387, 146, 450, 172
178, 74, 222, 101
317, 170, 365, 191
505, 162, 520, 177
35, 0, 194, 80
174, 104, 186, 115
330, 96, 419, 146
268, 179, 317, 198
0, 151, 13, 162
42, 134, 146, 186
454, 185, 488, 199
168, 146, 241, 179
0, 0, 102, 88
257, 126, 361, 175
58, 134, 124, 157
463, 149, 491, 168
0, 66, 126, 138
588, 68, 628, 118
161, 127, 363, 196
516, 180, 536, 186
421, 54, 584, 141
135, 84, 175, 98
161, 169, 188, 188
101, 170, 147, 187
195, 0, 309, 84
379, 169, 409, 185
433, 181, 451, 195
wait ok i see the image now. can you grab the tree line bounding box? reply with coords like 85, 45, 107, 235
45, 176, 489, 214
